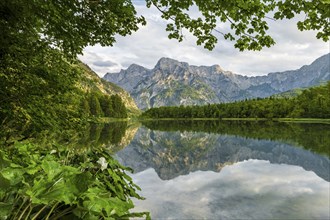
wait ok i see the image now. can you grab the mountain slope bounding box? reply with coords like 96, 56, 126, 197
77, 62, 140, 115
247, 53, 330, 97
104, 54, 330, 109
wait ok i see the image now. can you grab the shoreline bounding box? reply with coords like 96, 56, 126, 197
135, 117, 330, 124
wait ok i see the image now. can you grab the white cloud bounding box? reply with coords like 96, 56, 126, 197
80, 3, 329, 77
131, 160, 330, 219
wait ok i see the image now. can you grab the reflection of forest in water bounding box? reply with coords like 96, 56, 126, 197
77, 121, 129, 152
115, 120, 330, 182
75, 120, 329, 181
141, 120, 330, 157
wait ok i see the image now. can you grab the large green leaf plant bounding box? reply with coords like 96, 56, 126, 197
0, 138, 149, 219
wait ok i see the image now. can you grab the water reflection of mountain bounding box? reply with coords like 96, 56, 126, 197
142, 120, 330, 157
116, 123, 330, 182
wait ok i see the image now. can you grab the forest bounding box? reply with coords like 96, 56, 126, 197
142, 81, 330, 119
82, 93, 127, 119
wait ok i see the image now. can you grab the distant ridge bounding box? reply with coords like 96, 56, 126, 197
103, 54, 330, 109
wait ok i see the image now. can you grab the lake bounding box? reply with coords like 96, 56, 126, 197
113, 120, 330, 219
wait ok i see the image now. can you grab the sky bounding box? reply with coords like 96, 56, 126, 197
79, 1, 330, 77
130, 160, 329, 219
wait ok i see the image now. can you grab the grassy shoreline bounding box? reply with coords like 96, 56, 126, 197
275, 118, 330, 124
87, 116, 330, 124
136, 117, 330, 124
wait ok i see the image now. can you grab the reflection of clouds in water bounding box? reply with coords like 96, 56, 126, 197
132, 160, 329, 219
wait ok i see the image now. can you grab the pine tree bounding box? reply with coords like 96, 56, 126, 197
89, 94, 103, 117
100, 95, 114, 117
111, 94, 127, 118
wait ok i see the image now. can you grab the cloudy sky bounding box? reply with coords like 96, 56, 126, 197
79, 1, 329, 77
130, 160, 329, 219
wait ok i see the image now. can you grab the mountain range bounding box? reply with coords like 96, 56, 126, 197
103, 53, 330, 109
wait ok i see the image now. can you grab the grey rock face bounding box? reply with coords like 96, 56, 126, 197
103, 54, 330, 109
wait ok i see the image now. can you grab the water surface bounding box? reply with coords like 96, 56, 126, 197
115, 120, 330, 219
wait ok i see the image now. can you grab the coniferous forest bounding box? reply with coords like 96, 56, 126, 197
82, 93, 128, 118
142, 81, 330, 119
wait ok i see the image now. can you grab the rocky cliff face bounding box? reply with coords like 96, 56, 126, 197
247, 54, 330, 97
103, 54, 330, 109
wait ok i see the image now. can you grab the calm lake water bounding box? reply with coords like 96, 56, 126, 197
113, 120, 330, 219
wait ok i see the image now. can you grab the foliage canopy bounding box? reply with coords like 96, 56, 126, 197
146, 0, 330, 50
1, 0, 329, 59
0, 0, 146, 60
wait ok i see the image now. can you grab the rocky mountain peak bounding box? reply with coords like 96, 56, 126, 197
103, 53, 330, 109
211, 64, 223, 72
210, 64, 223, 73
124, 63, 148, 74
155, 57, 189, 70
311, 53, 329, 66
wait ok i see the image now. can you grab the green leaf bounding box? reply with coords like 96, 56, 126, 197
82, 187, 134, 218
41, 179, 77, 204
0, 152, 10, 169
41, 159, 62, 181
0, 167, 24, 185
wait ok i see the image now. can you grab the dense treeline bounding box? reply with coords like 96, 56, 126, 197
142, 81, 330, 119
81, 93, 127, 118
